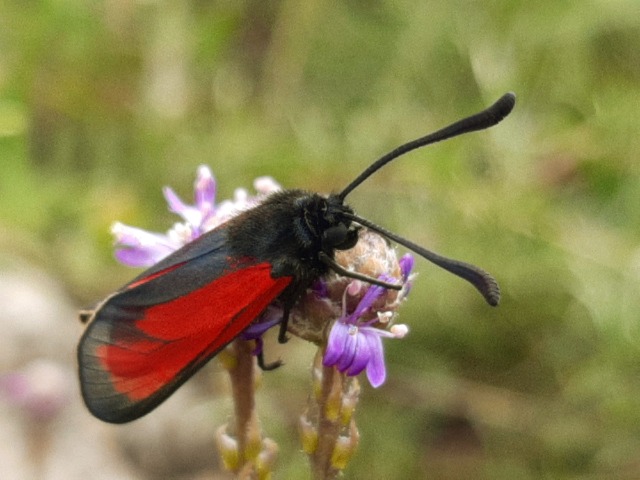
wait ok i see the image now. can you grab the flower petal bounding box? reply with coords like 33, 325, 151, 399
194, 165, 216, 226
399, 254, 414, 280
111, 222, 177, 267
349, 284, 386, 321
323, 321, 350, 367
337, 328, 358, 372
364, 332, 386, 387
194, 165, 216, 208
163, 187, 202, 226
233, 188, 249, 205
345, 333, 370, 376
253, 176, 281, 195
115, 247, 172, 267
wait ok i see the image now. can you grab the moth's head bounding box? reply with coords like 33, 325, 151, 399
318, 194, 360, 252
324, 194, 360, 252
297, 193, 359, 253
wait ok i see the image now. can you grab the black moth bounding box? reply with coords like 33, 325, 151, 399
78, 93, 515, 423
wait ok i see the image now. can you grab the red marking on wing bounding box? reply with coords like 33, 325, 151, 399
97, 263, 291, 401
126, 263, 184, 289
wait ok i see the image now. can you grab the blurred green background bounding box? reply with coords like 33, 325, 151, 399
1, 0, 640, 479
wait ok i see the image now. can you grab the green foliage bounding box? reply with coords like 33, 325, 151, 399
1, 0, 639, 477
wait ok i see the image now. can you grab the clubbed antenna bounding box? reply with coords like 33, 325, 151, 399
338, 92, 516, 201
344, 213, 500, 306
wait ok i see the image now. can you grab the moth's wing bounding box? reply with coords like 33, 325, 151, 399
78, 227, 291, 423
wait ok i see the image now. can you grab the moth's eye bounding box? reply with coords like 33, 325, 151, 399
323, 224, 348, 248
339, 228, 359, 250
323, 224, 359, 250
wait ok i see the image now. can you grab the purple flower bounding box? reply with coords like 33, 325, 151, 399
322, 258, 414, 388
111, 222, 182, 267
162, 165, 217, 237
112, 165, 281, 268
